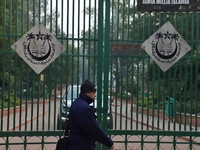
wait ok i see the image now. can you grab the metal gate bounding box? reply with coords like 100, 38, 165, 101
1, 0, 200, 150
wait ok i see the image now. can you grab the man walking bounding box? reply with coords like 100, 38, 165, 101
67, 80, 115, 150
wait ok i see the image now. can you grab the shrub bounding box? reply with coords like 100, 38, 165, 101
136, 97, 164, 109
0, 93, 20, 108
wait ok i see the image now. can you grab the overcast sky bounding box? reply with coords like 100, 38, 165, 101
50, 0, 96, 38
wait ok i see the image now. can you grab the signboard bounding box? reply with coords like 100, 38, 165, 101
138, 0, 200, 12
11, 23, 65, 74
142, 21, 191, 72
112, 44, 141, 56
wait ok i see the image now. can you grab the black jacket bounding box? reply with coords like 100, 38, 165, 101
68, 93, 113, 150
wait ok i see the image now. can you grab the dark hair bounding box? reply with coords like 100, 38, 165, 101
81, 80, 96, 93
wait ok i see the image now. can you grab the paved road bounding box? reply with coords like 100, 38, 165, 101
1, 99, 200, 150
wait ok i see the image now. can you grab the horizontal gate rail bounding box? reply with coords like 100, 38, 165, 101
108, 130, 200, 137
0, 131, 62, 137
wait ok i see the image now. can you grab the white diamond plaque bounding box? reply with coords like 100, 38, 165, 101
142, 21, 191, 72
11, 23, 65, 74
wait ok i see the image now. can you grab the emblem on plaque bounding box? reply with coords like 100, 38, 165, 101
11, 23, 65, 74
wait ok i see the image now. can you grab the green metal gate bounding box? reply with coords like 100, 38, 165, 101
1, 0, 200, 150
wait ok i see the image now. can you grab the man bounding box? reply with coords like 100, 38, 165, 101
67, 80, 115, 150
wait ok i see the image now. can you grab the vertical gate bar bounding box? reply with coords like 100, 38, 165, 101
42, 74, 46, 130
164, 70, 170, 130
183, 13, 188, 131
6, 137, 9, 150
24, 136, 27, 150
137, 13, 141, 40
189, 13, 194, 133
147, 14, 151, 131
13, 0, 18, 129
32, 0, 35, 25
88, 0, 91, 80
130, 57, 134, 130
19, 61, 23, 131
10, 2, 17, 130
143, 14, 147, 130
37, 77, 40, 131
25, 1, 30, 132
53, 64, 57, 130
167, 63, 172, 130
94, 0, 97, 84
97, 0, 104, 149
173, 64, 177, 132
156, 14, 162, 131
38, 0, 41, 22
47, 74, 51, 130
127, 0, 130, 40
119, 59, 123, 129
116, 0, 119, 42
114, 57, 118, 129
136, 11, 140, 129
125, 57, 128, 130
0, 0, 6, 131
122, 0, 125, 40
6, 0, 12, 132
20, 0, 25, 132
136, 58, 139, 130
110, 0, 114, 42
49, 0, 52, 32
104, 0, 111, 134
77, 0, 80, 85
55, 0, 58, 36
141, 12, 145, 130
151, 57, 155, 130
172, 14, 177, 132
192, 13, 196, 132
30, 74, 34, 131
1, 0, 6, 131
157, 67, 161, 129
179, 60, 183, 131
172, 68, 177, 149
44, 0, 46, 26
22, 68, 30, 131
26, 0, 33, 132
152, 13, 157, 131
82, 0, 86, 81
194, 59, 198, 128
54, 0, 59, 130
195, 13, 199, 131
72, 0, 75, 84
146, 60, 150, 131
110, 1, 116, 130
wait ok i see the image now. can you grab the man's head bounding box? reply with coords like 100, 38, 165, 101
81, 80, 96, 99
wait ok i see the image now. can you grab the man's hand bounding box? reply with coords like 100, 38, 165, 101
110, 144, 115, 150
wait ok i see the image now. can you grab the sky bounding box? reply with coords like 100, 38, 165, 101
50, 0, 95, 38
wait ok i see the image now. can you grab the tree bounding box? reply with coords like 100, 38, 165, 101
0, 0, 78, 98
0, 0, 23, 91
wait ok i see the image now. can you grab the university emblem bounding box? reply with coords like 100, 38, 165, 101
25, 31, 53, 62
11, 23, 65, 74
142, 21, 191, 72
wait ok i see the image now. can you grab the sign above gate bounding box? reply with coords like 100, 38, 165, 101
112, 44, 141, 56
138, 0, 200, 12
11, 23, 65, 74
142, 21, 191, 72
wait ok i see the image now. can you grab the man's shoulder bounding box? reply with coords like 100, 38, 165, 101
72, 98, 88, 107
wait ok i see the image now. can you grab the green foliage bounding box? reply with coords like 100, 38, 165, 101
136, 96, 163, 109
0, 0, 78, 95
0, 93, 20, 108
116, 93, 133, 101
